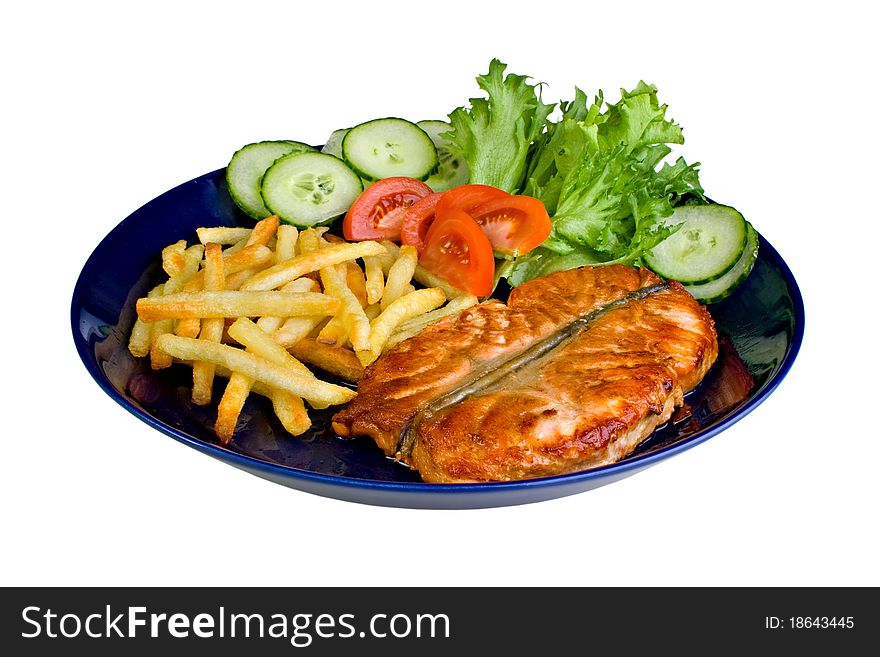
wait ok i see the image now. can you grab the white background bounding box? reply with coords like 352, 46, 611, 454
3, 1, 878, 587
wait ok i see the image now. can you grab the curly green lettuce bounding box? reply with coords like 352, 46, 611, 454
503, 81, 703, 285
446, 59, 554, 193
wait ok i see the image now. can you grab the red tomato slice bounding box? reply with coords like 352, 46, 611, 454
469, 195, 552, 256
400, 192, 443, 253
434, 184, 509, 218
343, 177, 433, 241
420, 210, 495, 297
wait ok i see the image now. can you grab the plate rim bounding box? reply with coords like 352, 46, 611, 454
70, 168, 805, 497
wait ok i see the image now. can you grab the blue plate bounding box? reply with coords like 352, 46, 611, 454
71, 169, 804, 509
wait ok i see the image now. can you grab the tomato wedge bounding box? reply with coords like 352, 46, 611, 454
434, 184, 509, 218
343, 177, 433, 241
469, 195, 552, 256
419, 210, 495, 297
400, 192, 443, 253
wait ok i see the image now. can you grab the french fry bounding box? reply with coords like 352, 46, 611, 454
197, 226, 252, 245
319, 261, 371, 352
214, 366, 273, 398
215, 372, 252, 443
223, 268, 256, 291
377, 241, 399, 274
246, 215, 280, 246
128, 283, 163, 357
215, 312, 289, 443
151, 245, 204, 368
216, 364, 310, 436
156, 335, 355, 409
395, 293, 478, 334
297, 228, 321, 255
191, 243, 226, 405
289, 339, 365, 382
273, 315, 327, 348
183, 244, 274, 292
270, 390, 311, 436
385, 294, 479, 351
359, 287, 446, 366
161, 240, 187, 277
362, 256, 384, 305
345, 262, 368, 307
227, 318, 314, 377
240, 241, 386, 291
137, 291, 340, 322
381, 245, 418, 311
316, 315, 349, 347
149, 319, 175, 369
275, 225, 299, 263
165, 244, 204, 293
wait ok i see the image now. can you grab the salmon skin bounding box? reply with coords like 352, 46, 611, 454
332, 266, 718, 483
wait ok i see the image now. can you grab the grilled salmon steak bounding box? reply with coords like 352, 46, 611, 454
332, 266, 718, 483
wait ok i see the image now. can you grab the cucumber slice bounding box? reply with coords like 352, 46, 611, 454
342, 118, 437, 181
685, 222, 759, 304
644, 204, 748, 284
417, 120, 470, 192
226, 141, 315, 219
260, 152, 362, 227
320, 128, 349, 159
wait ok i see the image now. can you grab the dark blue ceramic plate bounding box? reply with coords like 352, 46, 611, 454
71, 169, 804, 509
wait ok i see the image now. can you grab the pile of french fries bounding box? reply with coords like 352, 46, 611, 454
128, 215, 477, 443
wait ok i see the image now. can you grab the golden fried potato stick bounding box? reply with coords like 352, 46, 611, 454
196, 227, 252, 245
240, 241, 386, 291
269, 390, 311, 436
137, 291, 340, 322
128, 283, 163, 357
319, 262, 371, 352
227, 318, 313, 376
215, 278, 318, 441
182, 244, 274, 294
362, 255, 385, 306
246, 215, 279, 247
381, 244, 418, 311
289, 339, 365, 382
191, 243, 226, 405
275, 225, 299, 264
384, 293, 479, 351
151, 244, 204, 368
222, 269, 257, 291
316, 315, 349, 347
215, 371, 252, 443
161, 240, 187, 277
395, 293, 478, 334
345, 262, 368, 307
358, 287, 446, 366
272, 315, 327, 348
157, 335, 355, 409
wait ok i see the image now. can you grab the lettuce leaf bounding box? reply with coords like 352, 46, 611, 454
502, 81, 703, 286
446, 59, 554, 193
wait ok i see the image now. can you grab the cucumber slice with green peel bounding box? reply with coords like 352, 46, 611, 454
342, 118, 437, 181
226, 140, 316, 219
644, 204, 748, 284
685, 222, 759, 304
417, 120, 470, 192
260, 152, 362, 228
320, 128, 349, 159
